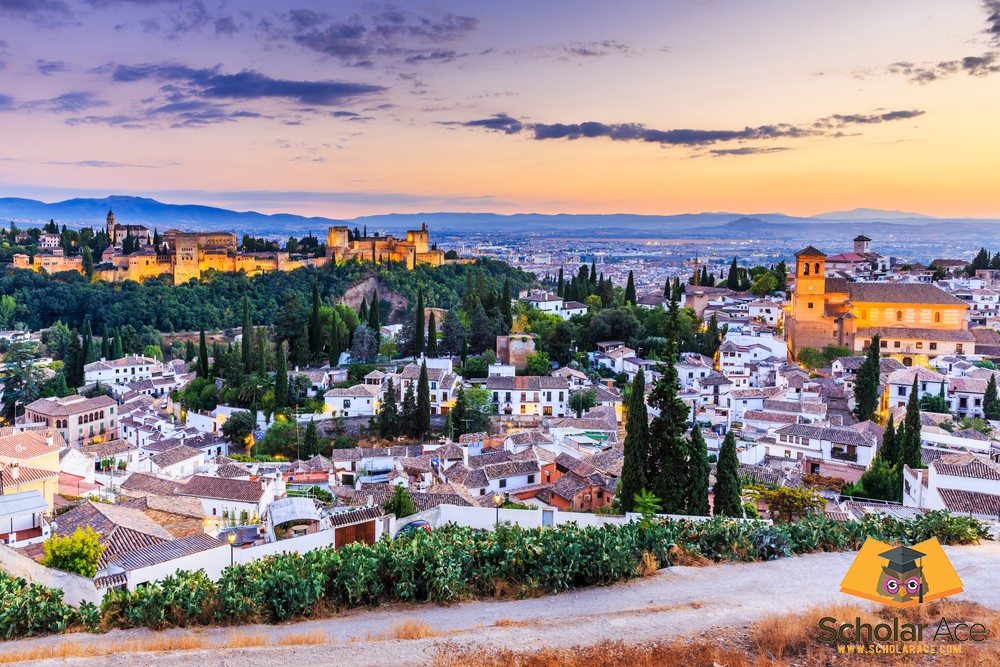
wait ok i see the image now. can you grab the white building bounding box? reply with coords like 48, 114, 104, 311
486, 376, 569, 417
84, 355, 162, 386
323, 384, 380, 417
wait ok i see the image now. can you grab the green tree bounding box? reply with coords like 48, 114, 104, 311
197, 328, 209, 379
545, 321, 575, 367
853, 335, 881, 422
632, 488, 662, 523
450, 384, 467, 438
569, 388, 596, 418
441, 309, 465, 356
984, 374, 1000, 420
378, 378, 400, 440
749, 272, 777, 297
401, 381, 418, 438
241, 295, 254, 374
221, 410, 256, 450
368, 288, 381, 332
1, 342, 43, 422
880, 414, 898, 464
713, 431, 743, 517
329, 310, 342, 367
309, 282, 322, 357
426, 312, 438, 357
624, 271, 636, 306
686, 418, 711, 516
274, 341, 288, 408
523, 351, 551, 376
619, 369, 649, 513
468, 301, 493, 355
726, 257, 740, 290
383, 485, 416, 518
796, 346, 825, 369
414, 287, 425, 357
42, 527, 104, 578
900, 377, 923, 469
500, 278, 513, 332
301, 419, 321, 458
854, 457, 902, 502
416, 361, 432, 439
101, 323, 111, 360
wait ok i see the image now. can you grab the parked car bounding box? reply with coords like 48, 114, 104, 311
394, 520, 431, 538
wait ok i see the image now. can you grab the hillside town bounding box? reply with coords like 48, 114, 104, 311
0, 226, 997, 609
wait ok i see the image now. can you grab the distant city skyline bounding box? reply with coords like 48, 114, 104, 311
2, 0, 1000, 218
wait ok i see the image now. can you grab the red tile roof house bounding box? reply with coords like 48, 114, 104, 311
177, 475, 275, 524
902, 452, 1000, 520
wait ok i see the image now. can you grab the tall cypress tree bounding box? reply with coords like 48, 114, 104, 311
377, 378, 400, 439
401, 381, 418, 438
624, 271, 636, 306
686, 415, 711, 516
66, 328, 82, 388
984, 374, 1000, 420
713, 431, 743, 517
647, 297, 690, 513
426, 312, 438, 357
183, 339, 195, 363
416, 361, 431, 439
619, 368, 649, 513
358, 298, 368, 327
329, 311, 342, 367
101, 323, 111, 360
726, 258, 740, 290
81, 320, 93, 367
500, 278, 513, 332
197, 328, 209, 379
451, 385, 467, 439
256, 326, 267, 373
880, 414, 898, 463
557, 267, 564, 297
900, 376, 923, 469
309, 281, 322, 358
853, 335, 881, 422
241, 296, 253, 373
414, 287, 425, 357
274, 341, 288, 408
369, 289, 381, 332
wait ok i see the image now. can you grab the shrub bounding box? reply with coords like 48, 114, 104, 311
0, 572, 77, 639
41, 526, 104, 577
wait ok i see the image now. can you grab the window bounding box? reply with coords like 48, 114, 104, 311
898, 386, 906, 397
784, 450, 791, 458
956, 344, 964, 354
894, 341, 901, 348
929, 342, 937, 350
344, 399, 351, 408
527, 474, 535, 484
814, 262, 820, 274
861, 309, 867, 320
807, 302, 814, 309
934, 312, 941, 323
803, 263, 810, 276
916, 342, 923, 349
499, 479, 507, 488
896, 311, 903, 322
880, 339, 887, 348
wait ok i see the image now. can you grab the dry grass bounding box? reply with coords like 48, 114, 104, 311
637, 550, 660, 577
383, 620, 440, 640
0, 628, 332, 664
432, 601, 1000, 667
667, 544, 712, 566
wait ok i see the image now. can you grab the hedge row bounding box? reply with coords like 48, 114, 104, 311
0, 511, 990, 640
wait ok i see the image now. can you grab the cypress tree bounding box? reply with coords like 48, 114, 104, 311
663, 279, 670, 298
309, 281, 322, 357
984, 374, 1000, 420
241, 296, 253, 373
183, 339, 195, 363
378, 378, 400, 439
368, 289, 380, 331
647, 298, 690, 513
624, 271, 636, 306
726, 257, 740, 290
853, 334, 881, 422
416, 361, 431, 439
414, 287, 425, 357
256, 326, 267, 372
329, 311, 342, 367
197, 328, 209, 379
451, 385, 467, 439
500, 278, 513, 332
66, 328, 82, 387
619, 368, 649, 513
401, 381, 418, 438
274, 341, 288, 408
81, 320, 92, 367
358, 298, 368, 327
686, 415, 711, 516
101, 323, 110, 360
557, 267, 564, 298
900, 376, 923, 469
426, 312, 438, 357
589, 261, 597, 286
880, 414, 898, 464
701, 265, 709, 287
302, 420, 320, 457
713, 431, 743, 517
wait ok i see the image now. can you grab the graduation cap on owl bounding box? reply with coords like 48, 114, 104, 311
878, 545, 926, 604
840, 537, 963, 608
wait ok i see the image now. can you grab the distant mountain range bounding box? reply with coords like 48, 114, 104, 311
0, 195, 995, 240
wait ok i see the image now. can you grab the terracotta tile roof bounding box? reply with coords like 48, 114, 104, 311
932, 453, 1000, 481
178, 475, 264, 503
54, 501, 173, 568
24, 394, 116, 417
0, 429, 62, 460
121, 472, 184, 496
775, 423, 876, 447
485, 375, 570, 391
80, 439, 135, 459
151, 444, 203, 468
347, 485, 473, 511
938, 488, 1000, 516
330, 505, 384, 527
110, 533, 223, 571
860, 327, 975, 343
551, 471, 590, 500
0, 463, 59, 485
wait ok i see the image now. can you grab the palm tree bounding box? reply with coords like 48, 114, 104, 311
239, 373, 268, 414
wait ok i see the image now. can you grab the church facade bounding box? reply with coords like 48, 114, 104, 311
786, 245, 972, 366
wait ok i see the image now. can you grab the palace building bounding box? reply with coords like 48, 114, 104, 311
13, 214, 451, 283
786, 245, 971, 366
325, 223, 445, 269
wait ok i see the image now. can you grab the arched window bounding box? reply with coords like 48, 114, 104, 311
814, 262, 820, 274
934, 312, 941, 323
896, 310, 903, 322
803, 263, 810, 276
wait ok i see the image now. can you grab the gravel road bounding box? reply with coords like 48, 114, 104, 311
7, 541, 999, 667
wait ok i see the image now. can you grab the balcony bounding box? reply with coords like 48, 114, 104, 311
830, 447, 857, 462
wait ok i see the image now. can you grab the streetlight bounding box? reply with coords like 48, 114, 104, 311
227, 531, 237, 567
493, 493, 503, 530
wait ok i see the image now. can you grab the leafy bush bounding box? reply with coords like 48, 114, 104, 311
0, 511, 990, 640
41, 526, 104, 577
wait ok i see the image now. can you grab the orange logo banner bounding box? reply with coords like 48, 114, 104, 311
840, 537, 964, 608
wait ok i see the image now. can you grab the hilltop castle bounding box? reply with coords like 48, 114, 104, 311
13, 213, 451, 283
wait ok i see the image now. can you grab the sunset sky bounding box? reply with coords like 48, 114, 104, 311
2, 0, 999, 218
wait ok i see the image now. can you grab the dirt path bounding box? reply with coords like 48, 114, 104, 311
7, 541, 999, 667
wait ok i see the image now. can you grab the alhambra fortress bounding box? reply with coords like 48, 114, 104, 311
12, 211, 449, 282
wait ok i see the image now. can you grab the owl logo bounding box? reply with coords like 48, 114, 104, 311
840, 537, 963, 609
876, 545, 927, 604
